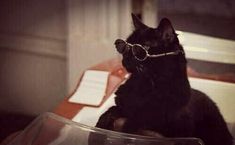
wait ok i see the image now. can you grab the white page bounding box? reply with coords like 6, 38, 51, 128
72, 93, 116, 126
72, 77, 129, 126
69, 70, 109, 106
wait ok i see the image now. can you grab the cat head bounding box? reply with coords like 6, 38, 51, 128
115, 14, 187, 80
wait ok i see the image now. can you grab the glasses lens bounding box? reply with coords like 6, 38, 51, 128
132, 45, 147, 61
115, 39, 128, 54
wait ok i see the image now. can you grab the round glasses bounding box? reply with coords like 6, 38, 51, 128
115, 39, 184, 61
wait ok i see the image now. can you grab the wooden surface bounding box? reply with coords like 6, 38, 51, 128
53, 58, 127, 119
53, 57, 235, 119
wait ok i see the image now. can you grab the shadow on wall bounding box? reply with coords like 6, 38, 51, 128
0, 112, 35, 143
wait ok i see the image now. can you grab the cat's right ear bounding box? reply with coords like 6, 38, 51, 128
158, 18, 176, 43
131, 13, 148, 30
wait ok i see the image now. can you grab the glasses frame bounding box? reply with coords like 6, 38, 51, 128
124, 41, 184, 61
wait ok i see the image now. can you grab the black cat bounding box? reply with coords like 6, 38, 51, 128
90, 14, 233, 145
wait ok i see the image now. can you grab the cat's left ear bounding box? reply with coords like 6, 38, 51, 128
131, 13, 148, 30
158, 18, 176, 43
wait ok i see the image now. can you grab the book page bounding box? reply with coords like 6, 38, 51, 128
69, 70, 109, 106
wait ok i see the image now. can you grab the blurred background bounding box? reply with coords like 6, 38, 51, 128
0, 0, 235, 141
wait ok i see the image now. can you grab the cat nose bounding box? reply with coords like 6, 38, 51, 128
114, 39, 128, 54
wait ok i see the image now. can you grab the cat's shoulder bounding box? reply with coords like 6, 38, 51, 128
189, 88, 220, 115
190, 89, 214, 103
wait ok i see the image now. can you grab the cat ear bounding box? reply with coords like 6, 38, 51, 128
158, 18, 175, 43
131, 13, 148, 30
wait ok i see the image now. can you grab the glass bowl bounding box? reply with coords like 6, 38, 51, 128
4, 112, 204, 145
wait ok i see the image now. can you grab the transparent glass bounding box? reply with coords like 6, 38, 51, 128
5, 112, 204, 145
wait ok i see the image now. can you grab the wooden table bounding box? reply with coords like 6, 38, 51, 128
53, 57, 235, 120
53, 57, 127, 119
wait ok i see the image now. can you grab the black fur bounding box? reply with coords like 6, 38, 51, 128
91, 14, 233, 145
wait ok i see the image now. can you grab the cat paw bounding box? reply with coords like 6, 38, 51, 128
113, 117, 127, 131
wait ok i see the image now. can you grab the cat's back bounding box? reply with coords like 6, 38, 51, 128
189, 88, 233, 145
189, 88, 229, 123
